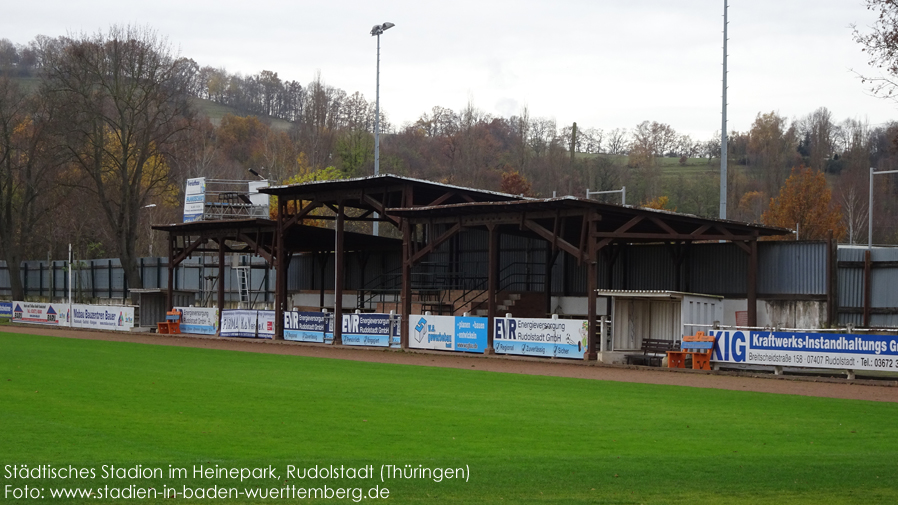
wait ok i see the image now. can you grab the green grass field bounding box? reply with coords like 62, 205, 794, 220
2, 332, 897, 504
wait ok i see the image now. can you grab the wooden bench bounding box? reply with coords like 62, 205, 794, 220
625, 338, 680, 367
156, 310, 182, 334
667, 332, 716, 370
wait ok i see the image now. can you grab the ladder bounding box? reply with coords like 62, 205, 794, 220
235, 266, 251, 307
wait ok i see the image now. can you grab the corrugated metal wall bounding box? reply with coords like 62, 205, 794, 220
16, 239, 898, 328
758, 241, 827, 295
837, 246, 898, 327
0, 256, 275, 307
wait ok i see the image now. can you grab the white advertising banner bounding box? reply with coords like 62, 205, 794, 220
12, 302, 68, 326
220, 309, 259, 338
494, 317, 589, 360
256, 310, 275, 339
70, 304, 135, 331
409, 315, 488, 353
183, 177, 205, 222
175, 307, 219, 335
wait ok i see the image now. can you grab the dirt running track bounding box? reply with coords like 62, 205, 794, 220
4, 325, 898, 403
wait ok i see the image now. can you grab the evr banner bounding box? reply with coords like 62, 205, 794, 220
283, 311, 332, 343
338, 313, 398, 347
174, 307, 219, 335
494, 317, 589, 360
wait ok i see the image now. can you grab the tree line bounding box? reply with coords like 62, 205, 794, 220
3, 24, 898, 302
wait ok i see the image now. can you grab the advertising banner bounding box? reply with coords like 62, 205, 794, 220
220, 309, 258, 338
256, 310, 275, 339
175, 307, 219, 335
284, 311, 332, 343
494, 317, 589, 360
409, 315, 488, 353
339, 313, 394, 347
0, 301, 12, 318
183, 177, 205, 223
70, 304, 135, 331
12, 302, 67, 326
712, 330, 898, 372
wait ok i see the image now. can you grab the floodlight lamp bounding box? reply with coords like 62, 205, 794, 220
370, 22, 395, 36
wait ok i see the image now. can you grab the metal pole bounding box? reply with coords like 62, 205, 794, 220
869, 166, 874, 249
373, 32, 381, 237
869, 168, 898, 249
68, 244, 72, 323
720, 0, 728, 220
585, 187, 626, 205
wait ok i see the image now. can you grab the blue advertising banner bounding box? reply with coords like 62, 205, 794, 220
0, 301, 12, 318
711, 330, 898, 372
409, 315, 488, 353
494, 317, 589, 360
339, 313, 393, 347
284, 311, 332, 343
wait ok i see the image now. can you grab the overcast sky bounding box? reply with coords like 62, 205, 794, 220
2, 1, 891, 140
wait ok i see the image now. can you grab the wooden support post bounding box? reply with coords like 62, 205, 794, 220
400, 218, 411, 349
334, 202, 345, 345
587, 214, 598, 360
318, 252, 328, 310
166, 235, 174, 310
747, 239, 758, 327
217, 237, 225, 332
487, 224, 498, 353
826, 230, 836, 327
544, 243, 555, 315
863, 249, 872, 328
275, 198, 287, 340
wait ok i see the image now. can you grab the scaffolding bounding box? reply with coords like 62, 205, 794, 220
183, 178, 270, 222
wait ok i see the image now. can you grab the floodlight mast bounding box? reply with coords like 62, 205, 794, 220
720, 0, 728, 220
371, 22, 394, 236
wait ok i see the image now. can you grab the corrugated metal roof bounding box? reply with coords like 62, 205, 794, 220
261, 174, 525, 202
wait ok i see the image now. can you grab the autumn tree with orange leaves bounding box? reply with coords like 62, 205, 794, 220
761, 166, 846, 241
500, 169, 534, 197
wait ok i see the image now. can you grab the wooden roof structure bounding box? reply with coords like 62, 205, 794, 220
153, 176, 792, 360
386, 197, 791, 358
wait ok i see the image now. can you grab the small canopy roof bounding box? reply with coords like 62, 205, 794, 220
152, 218, 400, 255
259, 174, 524, 211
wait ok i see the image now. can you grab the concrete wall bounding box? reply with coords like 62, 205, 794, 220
723, 299, 827, 329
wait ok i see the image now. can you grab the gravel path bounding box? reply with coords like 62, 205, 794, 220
4, 324, 897, 403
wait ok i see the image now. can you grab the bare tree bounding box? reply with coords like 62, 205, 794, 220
853, 1, 898, 100
0, 76, 64, 299
41, 25, 195, 293
606, 128, 629, 155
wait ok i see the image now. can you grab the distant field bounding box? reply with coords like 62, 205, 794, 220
2, 332, 896, 504
191, 97, 293, 131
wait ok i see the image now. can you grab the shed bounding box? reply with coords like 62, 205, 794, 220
131, 289, 194, 329
596, 290, 723, 353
